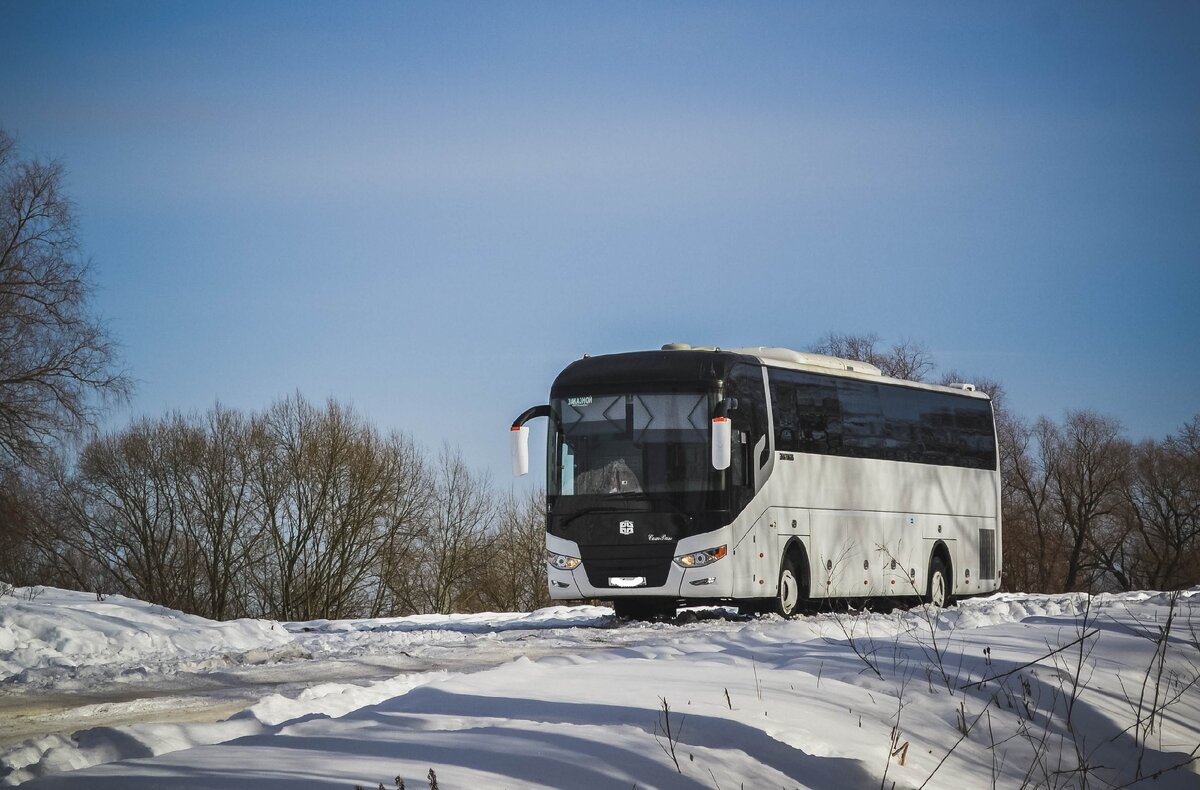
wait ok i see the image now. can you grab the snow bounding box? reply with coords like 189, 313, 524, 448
0, 587, 302, 690
2, 585, 1199, 788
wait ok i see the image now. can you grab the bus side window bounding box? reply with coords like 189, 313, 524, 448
796, 376, 839, 454
837, 379, 884, 457
768, 368, 841, 457
730, 429, 751, 488
770, 372, 799, 452
561, 442, 575, 495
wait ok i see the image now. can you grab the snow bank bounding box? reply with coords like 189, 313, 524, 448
290, 604, 613, 635
0, 586, 302, 687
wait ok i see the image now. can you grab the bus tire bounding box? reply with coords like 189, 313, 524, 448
926, 556, 952, 608
773, 557, 802, 618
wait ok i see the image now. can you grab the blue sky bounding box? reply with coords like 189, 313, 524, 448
3, 1, 1198, 484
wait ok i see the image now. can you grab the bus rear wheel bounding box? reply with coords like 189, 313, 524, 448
773, 558, 802, 618
926, 557, 952, 608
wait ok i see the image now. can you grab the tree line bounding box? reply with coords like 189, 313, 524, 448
1000, 410, 1200, 594
1, 396, 549, 620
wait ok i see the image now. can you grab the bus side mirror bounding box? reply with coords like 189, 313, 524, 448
712, 417, 732, 470
510, 404, 550, 477
511, 426, 530, 476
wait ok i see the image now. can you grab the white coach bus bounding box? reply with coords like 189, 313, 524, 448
511, 344, 1001, 619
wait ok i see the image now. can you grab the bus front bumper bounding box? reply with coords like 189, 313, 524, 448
546, 533, 735, 601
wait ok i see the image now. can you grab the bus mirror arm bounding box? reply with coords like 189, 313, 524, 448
711, 398, 736, 471
510, 405, 550, 477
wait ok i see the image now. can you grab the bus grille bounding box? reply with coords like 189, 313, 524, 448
979, 528, 996, 580
580, 544, 674, 589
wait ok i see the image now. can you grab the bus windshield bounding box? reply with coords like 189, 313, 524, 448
549, 391, 716, 498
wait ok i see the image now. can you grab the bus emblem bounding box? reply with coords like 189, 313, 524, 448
619, 520, 634, 535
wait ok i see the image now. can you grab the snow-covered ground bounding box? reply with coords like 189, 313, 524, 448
2, 585, 1198, 788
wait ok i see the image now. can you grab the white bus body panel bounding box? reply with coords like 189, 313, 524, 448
725, 451, 1000, 600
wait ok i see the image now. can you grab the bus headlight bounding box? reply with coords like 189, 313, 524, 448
674, 545, 728, 568
546, 550, 582, 571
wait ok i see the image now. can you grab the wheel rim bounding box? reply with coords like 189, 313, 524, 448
930, 572, 946, 608
779, 569, 799, 615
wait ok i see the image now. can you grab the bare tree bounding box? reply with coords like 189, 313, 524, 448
1115, 417, 1200, 590
810, 331, 884, 367
883, 337, 936, 381
0, 475, 45, 586
0, 129, 129, 474
809, 332, 935, 381
246, 395, 415, 620
397, 445, 497, 615
60, 419, 198, 609
475, 486, 550, 612
1045, 411, 1131, 591
998, 415, 1064, 592
233, 394, 433, 620
369, 432, 432, 617
166, 406, 260, 619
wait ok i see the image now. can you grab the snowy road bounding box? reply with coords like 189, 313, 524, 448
0, 630, 575, 746
3, 587, 1199, 788
0, 597, 631, 770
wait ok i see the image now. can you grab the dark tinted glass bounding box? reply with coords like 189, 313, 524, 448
730, 363, 768, 463
769, 369, 841, 454
766, 367, 996, 470
881, 386, 922, 462
953, 397, 997, 469
920, 394, 958, 466
549, 392, 715, 497
837, 379, 885, 457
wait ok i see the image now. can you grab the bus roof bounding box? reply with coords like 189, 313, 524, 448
659, 343, 992, 401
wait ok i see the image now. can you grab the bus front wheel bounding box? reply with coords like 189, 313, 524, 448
774, 558, 802, 618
